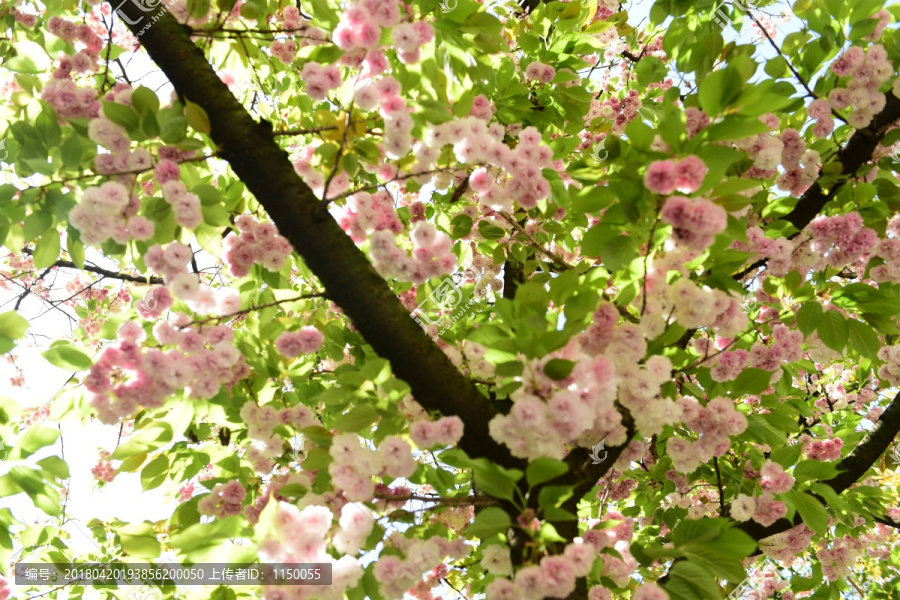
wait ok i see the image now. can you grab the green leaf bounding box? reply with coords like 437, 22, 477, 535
732, 368, 772, 395
796, 302, 823, 338
663, 559, 724, 600
23, 211, 53, 240
6, 41, 51, 73
477, 221, 505, 240
788, 490, 829, 534
42, 344, 94, 371
160, 116, 188, 143
132, 86, 160, 116
698, 68, 742, 116
543, 359, 575, 381
601, 235, 637, 272
141, 455, 169, 491
12, 425, 60, 459
770, 444, 803, 469
60, 135, 82, 168
451, 214, 474, 239
68, 235, 85, 269
526, 458, 569, 487
36, 456, 70, 479
792, 460, 841, 484
847, 319, 879, 359
332, 404, 380, 433
466, 507, 510, 538
102, 102, 141, 130
817, 310, 848, 352
117, 522, 161, 559
0, 312, 29, 341
185, 100, 211, 135
32, 230, 60, 269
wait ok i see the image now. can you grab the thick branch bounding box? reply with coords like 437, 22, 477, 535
737, 388, 900, 541
116, 3, 524, 471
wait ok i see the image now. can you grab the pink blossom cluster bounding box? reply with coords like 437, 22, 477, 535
525, 61, 556, 84
243, 471, 315, 523
807, 98, 834, 138
644, 155, 708, 195
685, 107, 709, 138
374, 221, 457, 283
664, 278, 747, 336
177, 481, 195, 502
762, 523, 815, 562
427, 122, 552, 211
0, 577, 9, 600
338, 190, 404, 243
373, 537, 465, 600
259, 502, 364, 600
409, 415, 464, 448
877, 345, 900, 385
731, 492, 788, 527
485, 543, 596, 600
69, 181, 154, 245
431, 505, 474, 534
829, 44, 893, 128
736, 226, 793, 276
41, 78, 100, 120
198, 480, 246, 518
667, 397, 747, 473
85, 318, 249, 423
390, 21, 434, 64
331, 0, 400, 55
332, 502, 375, 554
161, 180, 203, 229
351, 76, 415, 157
270, 39, 298, 65
47, 16, 104, 54
617, 356, 681, 437
865, 9, 892, 41
223, 215, 293, 276
869, 217, 900, 281
817, 535, 865, 581
749, 324, 803, 371
659, 195, 725, 250
54, 50, 96, 80
469, 94, 495, 120
584, 90, 642, 135
88, 115, 129, 153
804, 437, 843, 461
489, 346, 626, 460
145, 243, 243, 316
760, 460, 794, 494
711, 349, 750, 382
329, 433, 415, 501
91, 450, 116, 483
807, 212, 877, 269
301, 61, 342, 99
275, 327, 324, 358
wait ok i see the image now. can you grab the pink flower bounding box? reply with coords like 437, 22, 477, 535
275, 327, 324, 358
644, 159, 678, 194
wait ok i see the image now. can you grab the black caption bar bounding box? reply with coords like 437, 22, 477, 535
14, 563, 332, 586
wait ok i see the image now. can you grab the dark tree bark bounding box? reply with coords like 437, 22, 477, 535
113, 3, 525, 472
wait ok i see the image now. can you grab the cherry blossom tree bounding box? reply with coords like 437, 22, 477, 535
2, 0, 900, 598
